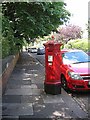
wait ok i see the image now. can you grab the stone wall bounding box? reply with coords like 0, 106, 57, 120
1, 53, 20, 94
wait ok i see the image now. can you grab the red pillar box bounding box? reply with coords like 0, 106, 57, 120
43, 40, 63, 95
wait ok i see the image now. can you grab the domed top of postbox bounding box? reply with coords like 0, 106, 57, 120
43, 40, 63, 52
43, 40, 63, 47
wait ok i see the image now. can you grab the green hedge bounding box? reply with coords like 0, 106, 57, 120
2, 37, 20, 59
2, 37, 10, 59
2, 16, 22, 59
64, 39, 89, 52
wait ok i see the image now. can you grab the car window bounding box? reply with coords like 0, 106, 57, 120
62, 51, 90, 64
32, 48, 36, 49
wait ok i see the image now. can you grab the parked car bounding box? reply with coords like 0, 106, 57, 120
37, 46, 45, 55
28, 48, 31, 52
86, 51, 90, 56
60, 49, 90, 91
28, 47, 37, 53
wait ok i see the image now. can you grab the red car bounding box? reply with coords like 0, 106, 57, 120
60, 49, 90, 91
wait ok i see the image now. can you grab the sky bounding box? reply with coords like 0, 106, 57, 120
64, 0, 89, 38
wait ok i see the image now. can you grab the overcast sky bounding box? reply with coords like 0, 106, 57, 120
65, 0, 88, 28
88, 1, 90, 38
64, 0, 89, 38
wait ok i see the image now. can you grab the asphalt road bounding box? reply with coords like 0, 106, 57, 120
29, 52, 89, 116
29, 53, 45, 66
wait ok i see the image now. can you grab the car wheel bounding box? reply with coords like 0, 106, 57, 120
61, 75, 69, 91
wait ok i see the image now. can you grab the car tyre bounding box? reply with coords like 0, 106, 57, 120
61, 75, 69, 91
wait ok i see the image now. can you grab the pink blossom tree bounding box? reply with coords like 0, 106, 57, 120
57, 24, 83, 43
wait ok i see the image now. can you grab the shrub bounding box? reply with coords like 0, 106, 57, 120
2, 37, 10, 59
64, 39, 89, 52
2, 16, 20, 58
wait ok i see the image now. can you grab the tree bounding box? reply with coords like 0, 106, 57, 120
2, 15, 20, 58
2, 2, 71, 41
57, 24, 83, 43
88, 18, 90, 38
2, 2, 71, 58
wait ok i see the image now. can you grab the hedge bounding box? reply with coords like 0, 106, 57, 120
64, 39, 89, 52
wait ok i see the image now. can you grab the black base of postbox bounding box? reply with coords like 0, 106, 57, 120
44, 83, 61, 95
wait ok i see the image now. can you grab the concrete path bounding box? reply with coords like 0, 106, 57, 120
2, 51, 88, 120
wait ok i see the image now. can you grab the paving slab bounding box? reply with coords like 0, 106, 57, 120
7, 80, 31, 85
31, 79, 44, 84
20, 84, 37, 89
2, 95, 21, 103
2, 103, 33, 116
33, 103, 77, 119
6, 84, 21, 89
42, 94, 64, 104
2, 115, 19, 120
21, 95, 43, 104
35, 83, 44, 89
5, 88, 32, 95
31, 88, 42, 96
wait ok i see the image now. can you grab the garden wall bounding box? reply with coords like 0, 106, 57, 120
1, 53, 20, 94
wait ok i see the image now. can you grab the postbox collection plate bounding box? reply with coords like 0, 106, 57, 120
48, 55, 53, 62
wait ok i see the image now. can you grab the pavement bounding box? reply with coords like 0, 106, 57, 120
2, 51, 89, 120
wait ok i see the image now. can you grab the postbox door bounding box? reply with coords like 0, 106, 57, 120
45, 53, 55, 82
